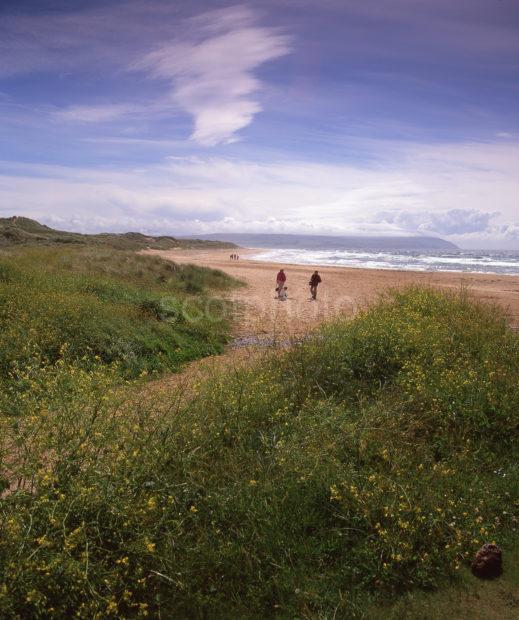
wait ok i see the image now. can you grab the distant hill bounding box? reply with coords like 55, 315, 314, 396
184, 233, 459, 251
0, 217, 237, 250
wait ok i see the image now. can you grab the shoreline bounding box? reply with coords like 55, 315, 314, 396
175, 245, 519, 278
246, 249, 519, 278
145, 247, 519, 339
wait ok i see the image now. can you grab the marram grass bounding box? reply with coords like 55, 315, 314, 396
0, 246, 239, 378
0, 286, 518, 618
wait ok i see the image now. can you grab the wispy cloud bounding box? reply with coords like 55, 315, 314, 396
133, 6, 291, 145
1, 3, 291, 145
53, 104, 140, 123
0, 1, 183, 77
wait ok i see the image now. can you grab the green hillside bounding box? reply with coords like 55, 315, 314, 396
0, 216, 237, 250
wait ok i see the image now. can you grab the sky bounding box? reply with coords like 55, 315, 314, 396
1, 0, 518, 249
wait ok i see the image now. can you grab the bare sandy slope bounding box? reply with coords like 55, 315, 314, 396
146, 248, 519, 340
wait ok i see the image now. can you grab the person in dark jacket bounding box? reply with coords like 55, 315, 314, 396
309, 271, 322, 300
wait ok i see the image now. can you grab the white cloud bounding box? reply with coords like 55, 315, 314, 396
1, 139, 518, 248
133, 6, 291, 145
53, 104, 139, 123
376, 208, 499, 236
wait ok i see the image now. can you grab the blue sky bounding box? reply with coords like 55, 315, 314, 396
1, 0, 518, 248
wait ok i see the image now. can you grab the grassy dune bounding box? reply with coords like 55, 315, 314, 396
0, 216, 237, 251
0, 246, 240, 377
1, 284, 518, 618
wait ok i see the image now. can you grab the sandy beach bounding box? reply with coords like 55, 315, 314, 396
146, 248, 519, 341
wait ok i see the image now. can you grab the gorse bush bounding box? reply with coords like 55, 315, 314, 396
0, 287, 518, 618
0, 247, 240, 377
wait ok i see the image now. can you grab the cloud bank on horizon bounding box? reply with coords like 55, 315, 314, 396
1, 0, 518, 249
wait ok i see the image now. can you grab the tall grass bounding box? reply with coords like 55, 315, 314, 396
0, 246, 240, 377
0, 287, 518, 618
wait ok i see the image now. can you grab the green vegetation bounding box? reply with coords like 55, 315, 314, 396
0, 216, 237, 250
1, 287, 518, 618
0, 246, 239, 377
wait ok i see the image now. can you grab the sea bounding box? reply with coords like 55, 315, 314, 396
250, 248, 519, 276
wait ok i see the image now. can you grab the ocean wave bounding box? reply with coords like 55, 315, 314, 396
251, 248, 519, 275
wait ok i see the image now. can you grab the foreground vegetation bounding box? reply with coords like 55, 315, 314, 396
0, 286, 518, 618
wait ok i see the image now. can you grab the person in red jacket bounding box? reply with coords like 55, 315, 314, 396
275, 269, 286, 298
309, 270, 322, 300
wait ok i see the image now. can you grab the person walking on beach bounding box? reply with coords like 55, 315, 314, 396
275, 269, 286, 298
309, 270, 322, 300
278, 286, 288, 301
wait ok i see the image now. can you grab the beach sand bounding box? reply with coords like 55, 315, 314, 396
146, 248, 519, 341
